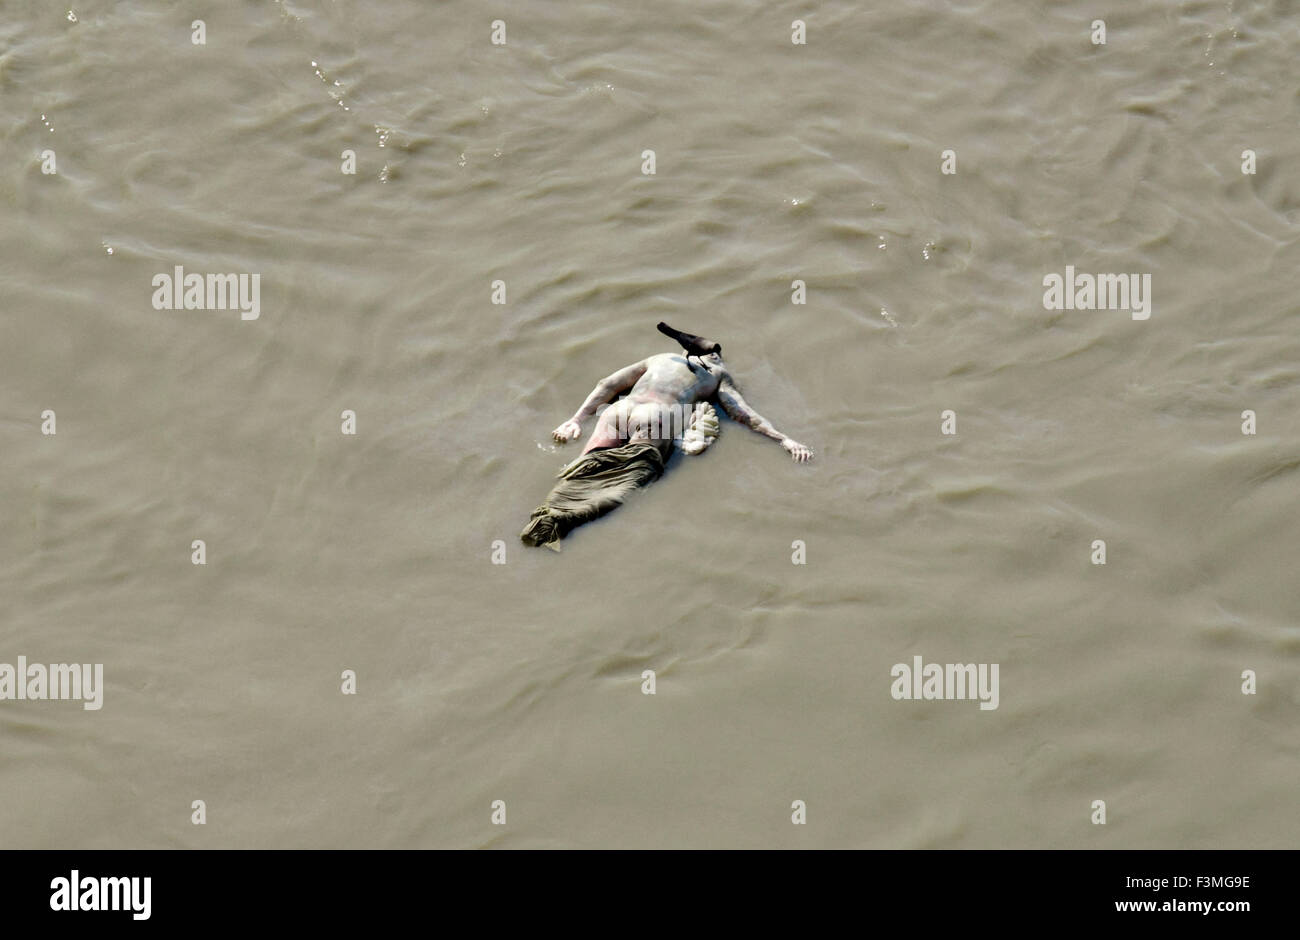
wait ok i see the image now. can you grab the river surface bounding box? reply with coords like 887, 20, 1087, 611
1, 0, 1297, 847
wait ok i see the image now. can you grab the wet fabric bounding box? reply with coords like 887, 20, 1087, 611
680, 401, 720, 455
520, 440, 666, 547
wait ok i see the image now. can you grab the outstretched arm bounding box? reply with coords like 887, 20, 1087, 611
715, 376, 813, 462
551, 359, 648, 443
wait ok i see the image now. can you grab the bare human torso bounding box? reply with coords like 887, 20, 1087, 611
551, 352, 813, 462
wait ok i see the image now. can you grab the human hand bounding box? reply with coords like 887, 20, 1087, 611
552, 420, 582, 443
782, 438, 813, 462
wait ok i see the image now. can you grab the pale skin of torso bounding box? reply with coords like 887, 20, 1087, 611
551, 352, 813, 462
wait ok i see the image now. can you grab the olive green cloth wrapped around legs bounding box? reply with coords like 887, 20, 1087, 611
520, 440, 666, 548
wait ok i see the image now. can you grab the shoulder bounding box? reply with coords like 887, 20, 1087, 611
712, 372, 740, 404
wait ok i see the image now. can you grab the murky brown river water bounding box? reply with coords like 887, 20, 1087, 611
1, 0, 1297, 847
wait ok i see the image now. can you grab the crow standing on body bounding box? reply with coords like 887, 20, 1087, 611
656, 321, 721, 368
